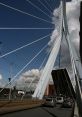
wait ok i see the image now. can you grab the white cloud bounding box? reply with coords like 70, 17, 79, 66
49, 4, 61, 48
0, 74, 6, 88
48, 0, 81, 88
16, 0, 81, 90
23, 69, 40, 78
66, 0, 80, 54
16, 69, 41, 90
0, 74, 2, 80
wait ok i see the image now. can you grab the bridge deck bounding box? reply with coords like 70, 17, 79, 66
0, 104, 73, 117
0, 99, 75, 117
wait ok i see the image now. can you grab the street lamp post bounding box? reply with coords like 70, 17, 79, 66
8, 77, 11, 100
8, 62, 14, 100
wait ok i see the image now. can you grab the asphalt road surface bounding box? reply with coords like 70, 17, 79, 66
0, 106, 72, 117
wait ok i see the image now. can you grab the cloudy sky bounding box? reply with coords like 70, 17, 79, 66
0, 0, 57, 87
0, 0, 81, 90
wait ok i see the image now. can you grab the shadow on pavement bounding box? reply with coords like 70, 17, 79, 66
42, 107, 58, 117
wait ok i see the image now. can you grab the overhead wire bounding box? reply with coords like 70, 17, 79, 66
0, 2, 53, 24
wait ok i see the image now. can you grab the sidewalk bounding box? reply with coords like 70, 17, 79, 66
0, 99, 45, 115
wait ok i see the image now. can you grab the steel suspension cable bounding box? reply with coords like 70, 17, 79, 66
0, 43, 48, 93
26, 0, 51, 19
21, 51, 50, 100
0, 2, 53, 24
44, 0, 53, 12
38, 0, 52, 14
0, 27, 54, 30
0, 33, 51, 59
39, 52, 50, 70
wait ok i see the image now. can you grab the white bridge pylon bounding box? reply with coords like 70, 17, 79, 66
33, 0, 82, 100
32, 1, 63, 99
